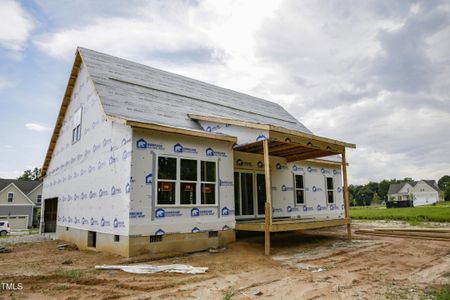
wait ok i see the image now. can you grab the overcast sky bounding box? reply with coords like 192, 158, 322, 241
0, 0, 449, 184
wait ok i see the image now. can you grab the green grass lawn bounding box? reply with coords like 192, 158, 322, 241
350, 202, 450, 223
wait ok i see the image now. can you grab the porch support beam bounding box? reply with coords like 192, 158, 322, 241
263, 139, 272, 255
342, 149, 352, 240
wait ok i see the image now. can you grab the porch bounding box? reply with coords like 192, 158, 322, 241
231, 124, 356, 255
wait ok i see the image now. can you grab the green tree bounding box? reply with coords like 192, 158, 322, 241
438, 175, 450, 190
17, 168, 41, 181
372, 192, 381, 204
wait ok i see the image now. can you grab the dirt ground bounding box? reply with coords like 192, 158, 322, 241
0, 221, 449, 300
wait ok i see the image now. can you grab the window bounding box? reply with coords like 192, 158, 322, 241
157, 157, 176, 205
201, 161, 216, 204
180, 159, 197, 205
37, 195, 42, 203
87, 231, 96, 248
326, 177, 334, 204
294, 175, 305, 204
7, 193, 13, 203
72, 107, 82, 143
156, 156, 217, 206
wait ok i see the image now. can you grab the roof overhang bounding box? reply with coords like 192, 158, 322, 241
190, 114, 355, 161
127, 120, 237, 143
41, 50, 83, 177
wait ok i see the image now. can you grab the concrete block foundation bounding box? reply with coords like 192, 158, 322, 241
56, 226, 236, 257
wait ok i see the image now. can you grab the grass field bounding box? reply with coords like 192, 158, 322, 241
350, 202, 450, 224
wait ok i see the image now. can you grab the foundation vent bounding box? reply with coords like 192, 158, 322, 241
150, 235, 163, 243
208, 231, 218, 238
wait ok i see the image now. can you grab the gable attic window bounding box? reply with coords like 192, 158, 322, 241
7, 193, 13, 203
37, 195, 42, 203
72, 107, 82, 143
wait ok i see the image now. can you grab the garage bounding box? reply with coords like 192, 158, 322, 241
0, 215, 28, 230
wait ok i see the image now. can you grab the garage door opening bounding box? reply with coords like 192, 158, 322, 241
43, 198, 58, 233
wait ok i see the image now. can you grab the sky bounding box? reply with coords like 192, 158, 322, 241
0, 0, 449, 185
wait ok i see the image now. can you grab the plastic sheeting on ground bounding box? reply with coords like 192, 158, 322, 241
95, 264, 208, 274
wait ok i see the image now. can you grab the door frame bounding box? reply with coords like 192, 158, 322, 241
234, 170, 266, 219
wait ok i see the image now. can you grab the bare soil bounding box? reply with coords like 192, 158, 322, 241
0, 221, 449, 300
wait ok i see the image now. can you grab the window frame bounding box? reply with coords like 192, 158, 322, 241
7, 192, 13, 203
325, 176, 335, 204
155, 154, 218, 207
72, 106, 83, 144
294, 174, 306, 205
37, 194, 42, 204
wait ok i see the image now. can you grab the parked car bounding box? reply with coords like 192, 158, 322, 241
0, 221, 11, 236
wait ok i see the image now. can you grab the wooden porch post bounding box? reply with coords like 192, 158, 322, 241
341, 148, 352, 240
263, 139, 272, 255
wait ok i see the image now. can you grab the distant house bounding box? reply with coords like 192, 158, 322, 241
0, 179, 43, 229
388, 180, 441, 206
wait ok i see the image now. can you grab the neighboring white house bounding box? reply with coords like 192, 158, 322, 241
388, 180, 441, 206
40, 48, 355, 257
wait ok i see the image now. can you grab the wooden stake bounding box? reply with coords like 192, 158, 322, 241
263, 139, 272, 255
342, 149, 352, 241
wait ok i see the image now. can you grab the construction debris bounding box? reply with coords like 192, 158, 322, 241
95, 264, 208, 274
56, 243, 78, 251
0, 246, 12, 253
355, 228, 450, 241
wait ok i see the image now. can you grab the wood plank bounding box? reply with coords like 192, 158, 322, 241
270, 218, 350, 232
127, 121, 237, 143
286, 150, 334, 162
263, 139, 272, 255
342, 149, 351, 241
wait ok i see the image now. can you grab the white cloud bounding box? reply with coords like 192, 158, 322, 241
25, 123, 51, 132
34, 0, 450, 184
0, 170, 22, 179
0, 0, 34, 51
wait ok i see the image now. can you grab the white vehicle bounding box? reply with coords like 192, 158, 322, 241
0, 221, 11, 236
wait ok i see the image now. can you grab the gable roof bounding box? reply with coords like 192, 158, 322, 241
0, 179, 42, 195
417, 180, 441, 192
388, 183, 407, 195
78, 47, 312, 133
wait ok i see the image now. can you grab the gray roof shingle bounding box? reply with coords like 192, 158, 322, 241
78, 47, 312, 134
0, 179, 42, 195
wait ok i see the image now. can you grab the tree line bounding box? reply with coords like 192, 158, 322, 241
349, 175, 450, 206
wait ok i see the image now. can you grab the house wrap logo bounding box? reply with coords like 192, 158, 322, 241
113, 218, 125, 228
219, 179, 233, 187
272, 207, 283, 213
222, 225, 230, 230
333, 169, 341, 175
276, 163, 289, 170
81, 217, 88, 225
337, 187, 342, 193
111, 185, 122, 196
312, 186, 323, 192
90, 217, 98, 226
145, 173, 153, 184
192, 227, 201, 233
100, 218, 110, 227
307, 166, 318, 173
287, 206, 300, 213
303, 206, 314, 212
173, 143, 197, 154
281, 185, 293, 192
205, 124, 221, 132
321, 168, 330, 174
98, 188, 108, 197
155, 208, 182, 218
136, 138, 165, 150
221, 207, 235, 216
191, 207, 214, 217
206, 147, 227, 157
155, 229, 165, 235
256, 134, 267, 141
257, 161, 264, 168
317, 205, 328, 211
329, 204, 339, 211
129, 211, 145, 218
236, 158, 252, 167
